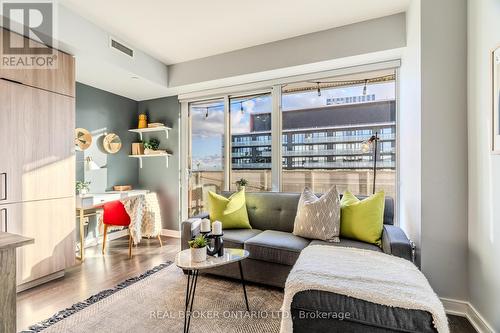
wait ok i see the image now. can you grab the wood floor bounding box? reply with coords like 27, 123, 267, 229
17, 236, 180, 331
17, 236, 477, 333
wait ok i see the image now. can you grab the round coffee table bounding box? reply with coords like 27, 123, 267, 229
175, 248, 250, 333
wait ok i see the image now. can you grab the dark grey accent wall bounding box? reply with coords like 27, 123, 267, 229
75, 82, 139, 240
137, 96, 180, 231
76, 82, 139, 188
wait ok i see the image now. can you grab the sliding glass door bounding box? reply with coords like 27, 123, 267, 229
188, 99, 225, 217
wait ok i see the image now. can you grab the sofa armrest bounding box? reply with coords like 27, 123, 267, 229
381, 225, 413, 262
180, 213, 209, 250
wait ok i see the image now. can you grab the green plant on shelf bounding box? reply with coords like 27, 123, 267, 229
76, 181, 91, 194
188, 234, 208, 249
143, 138, 160, 150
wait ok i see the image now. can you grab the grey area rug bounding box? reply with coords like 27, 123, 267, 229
27, 263, 284, 333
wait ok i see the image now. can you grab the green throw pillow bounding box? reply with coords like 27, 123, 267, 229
208, 190, 251, 229
340, 191, 385, 247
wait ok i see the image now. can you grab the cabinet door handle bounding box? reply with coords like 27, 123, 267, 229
0, 208, 7, 232
0, 173, 6, 201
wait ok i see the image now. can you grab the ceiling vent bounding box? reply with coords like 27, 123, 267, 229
110, 37, 134, 58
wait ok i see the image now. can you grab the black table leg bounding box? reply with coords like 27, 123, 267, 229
183, 269, 199, 333
238, 261, 250, 311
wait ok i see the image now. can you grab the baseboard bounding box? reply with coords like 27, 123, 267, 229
17, 270, 65, 293
441, 298, 494, 333
161, 229, 180, 238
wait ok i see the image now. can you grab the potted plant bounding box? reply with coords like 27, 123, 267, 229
188, 235, 208, 262
235, 178, 248, 191
76, 181, 91, 196
143, 138, 160, 155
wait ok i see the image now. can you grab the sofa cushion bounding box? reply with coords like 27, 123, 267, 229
223, 191, 302, 232
309, 239, 382, 253
222, 192, 395, 232
340, 191, 385, 246
208, 190, 252, 229
244, 230, 310, 266
222, 229, 262, 249
293, 186, 341, 242
291, 290, 437, 333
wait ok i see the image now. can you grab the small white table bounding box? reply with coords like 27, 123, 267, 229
175, 248, 250, 333
75, 190, 149, 261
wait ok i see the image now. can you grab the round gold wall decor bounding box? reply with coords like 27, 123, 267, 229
74, 128, 92, 151
103, 133, 122, 154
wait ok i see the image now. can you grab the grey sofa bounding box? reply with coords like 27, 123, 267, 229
181, 191, 412, 287
181, 192, 430, 333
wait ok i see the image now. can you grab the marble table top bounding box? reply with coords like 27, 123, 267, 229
175, 248, 249, 270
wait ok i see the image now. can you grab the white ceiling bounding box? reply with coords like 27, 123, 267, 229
59, 0, 410, 65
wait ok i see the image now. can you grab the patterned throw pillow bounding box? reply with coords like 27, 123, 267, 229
293, 186, 341, 242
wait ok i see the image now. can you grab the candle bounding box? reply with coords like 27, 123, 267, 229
212, 221, 223, 235
200, 219, 211, 233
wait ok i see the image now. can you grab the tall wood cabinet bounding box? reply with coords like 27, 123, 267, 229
0, 28, 76, 291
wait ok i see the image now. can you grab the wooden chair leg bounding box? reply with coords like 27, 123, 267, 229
128, 232, 133, 259
102, 224, 108, 254
158, 235, 163, 247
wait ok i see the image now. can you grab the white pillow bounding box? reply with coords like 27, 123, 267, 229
293, 186, 341, 242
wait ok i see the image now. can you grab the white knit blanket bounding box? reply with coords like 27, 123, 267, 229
121, 193, 162, 245
280, 245, 449, 333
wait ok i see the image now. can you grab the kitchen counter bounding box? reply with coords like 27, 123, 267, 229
0, 232, 34, 250
0, 232, 34, 333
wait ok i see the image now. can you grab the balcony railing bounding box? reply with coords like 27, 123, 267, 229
232, 163, 272, 169
232, 140, 271, 147
298, 161, 395, 169
283, 148, 395, 156
299, 133, 395, 144
232, 152, 252, 157
231, 133, 395, 147
231, 161, 395, 169
233, 148, 395, 158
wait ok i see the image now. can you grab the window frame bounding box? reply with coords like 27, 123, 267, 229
180, 61, 400, 224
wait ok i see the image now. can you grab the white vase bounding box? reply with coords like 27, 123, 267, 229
190, 246, 207, 262
79, 188, 88, 196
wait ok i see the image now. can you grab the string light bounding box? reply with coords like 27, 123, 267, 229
316, 82, 321, 97
363, 79, 368, 96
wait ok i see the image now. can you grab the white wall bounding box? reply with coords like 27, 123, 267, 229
420, 0, 469, 301
468, 0, 500, 330
398, 0, 422, 265
168, 13, 406, 87
57, 4, 170, 100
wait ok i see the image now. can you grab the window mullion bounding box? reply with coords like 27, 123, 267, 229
224, 95, 231, 192
271, 85, 282, 192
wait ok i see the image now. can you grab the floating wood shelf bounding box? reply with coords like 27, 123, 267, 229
128, 126, 171, 140
128, 153, 172, 168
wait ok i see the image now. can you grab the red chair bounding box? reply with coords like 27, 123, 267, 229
101, 200, 163, 258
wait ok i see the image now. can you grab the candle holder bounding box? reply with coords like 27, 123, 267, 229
201, 232, 224, 257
